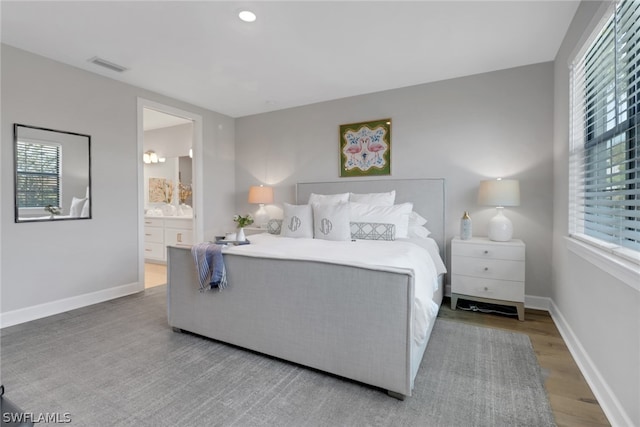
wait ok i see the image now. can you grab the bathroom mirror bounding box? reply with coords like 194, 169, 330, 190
14, 123, 91, 222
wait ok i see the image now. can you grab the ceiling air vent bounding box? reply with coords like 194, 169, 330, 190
87, 56, 128, 73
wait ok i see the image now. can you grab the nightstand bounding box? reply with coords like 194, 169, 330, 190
242, 227, 267, 236
450, 237, 525, 321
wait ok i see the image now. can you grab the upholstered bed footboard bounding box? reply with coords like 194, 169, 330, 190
167, 246, 421, 397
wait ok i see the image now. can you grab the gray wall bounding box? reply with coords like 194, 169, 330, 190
552, 2, 639, 425
1, 44, 235, 315
235, 62, 555, 300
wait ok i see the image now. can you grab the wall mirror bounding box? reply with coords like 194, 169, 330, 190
14, 123, 91, 223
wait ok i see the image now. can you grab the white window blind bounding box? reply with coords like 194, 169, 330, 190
569, 0, 640, 261
15, 140, 61, 208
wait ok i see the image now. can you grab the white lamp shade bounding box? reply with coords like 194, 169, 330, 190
248, 185, 274, 204
478, 179, 520, 207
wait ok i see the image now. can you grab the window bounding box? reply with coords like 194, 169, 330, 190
15, 139, 61, 209
570, 0, 640, 263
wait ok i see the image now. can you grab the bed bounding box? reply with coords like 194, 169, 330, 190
167, 178, 446, 399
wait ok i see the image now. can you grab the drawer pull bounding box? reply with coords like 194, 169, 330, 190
145, 233, 152, 236
484, 286, 489, 291
484, 250, 489, 254
145, 249, 152, 252
484, 267, 489, 271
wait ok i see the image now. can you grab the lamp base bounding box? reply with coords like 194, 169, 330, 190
254, 204, 270, 228
488, 207, 513, 242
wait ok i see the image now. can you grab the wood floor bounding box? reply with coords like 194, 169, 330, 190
439, 298, 610, 427
144, 262, 167, 288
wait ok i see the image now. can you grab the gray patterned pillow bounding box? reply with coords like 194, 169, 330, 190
350, 222, 396, 241
267, 219, 282, 235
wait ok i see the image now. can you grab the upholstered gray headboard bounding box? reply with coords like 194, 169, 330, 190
296, 179, 446, 261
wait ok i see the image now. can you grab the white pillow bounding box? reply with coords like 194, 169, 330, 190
409, 211, 428, 226
80, 199, 90, 218
308, 192, 349, 205
69, 197, 87, 217
312, 203, 351, 241
281, 203, 313, 238
349, 190, 396, 206
349, 202, 413, 238
407, 225, 431, 239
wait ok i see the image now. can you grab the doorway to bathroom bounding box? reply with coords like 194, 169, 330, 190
137, 99, 203, 289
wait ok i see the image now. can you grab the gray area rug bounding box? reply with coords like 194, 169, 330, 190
1, 286, 555, 426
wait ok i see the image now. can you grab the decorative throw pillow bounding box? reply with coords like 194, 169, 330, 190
69, 197, 87, 217
348, 190, 396, 206
307, 192, 349, 205
267, 219, 282, 235
281, 203, 313, 238
409, 211, 428, 226
407, 225, 431, 239
312, 203, 351, 241
350, 222, 396, 241
349, 202, 413, 238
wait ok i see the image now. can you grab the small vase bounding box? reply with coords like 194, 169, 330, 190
460, 211, 472, 240
236, 228, 246, 242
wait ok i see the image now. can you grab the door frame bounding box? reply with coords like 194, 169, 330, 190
136, 98, 204, 288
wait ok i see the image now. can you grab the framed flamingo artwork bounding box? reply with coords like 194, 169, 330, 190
339, 118, 391, 177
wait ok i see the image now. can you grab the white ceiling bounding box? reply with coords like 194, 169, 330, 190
1, 1, 579, 118
143, 108, 192, 131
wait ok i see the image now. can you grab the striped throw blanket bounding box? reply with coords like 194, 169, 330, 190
191, 242, 227, 291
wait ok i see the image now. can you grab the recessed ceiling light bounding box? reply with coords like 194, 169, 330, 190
238, 10, 257, 23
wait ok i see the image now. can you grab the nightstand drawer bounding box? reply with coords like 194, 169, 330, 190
451, 274, 524, 302
144, 227, 164, 243
452, 257, 524, 282
452, 242, 524, 261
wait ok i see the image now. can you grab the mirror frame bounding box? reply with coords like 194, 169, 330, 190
14, 123, 92, 223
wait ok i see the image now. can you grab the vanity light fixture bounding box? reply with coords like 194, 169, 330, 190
239, 10, 257, 22
143, 150, 159, 164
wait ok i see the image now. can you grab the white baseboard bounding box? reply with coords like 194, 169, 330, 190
0, 282, 143, 328
549, 300, 632, 427
524, 295, 551, 311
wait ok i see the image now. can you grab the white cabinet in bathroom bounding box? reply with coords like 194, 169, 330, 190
144, 217, 193, 263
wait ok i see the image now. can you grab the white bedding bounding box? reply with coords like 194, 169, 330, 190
224, 233, 444, 345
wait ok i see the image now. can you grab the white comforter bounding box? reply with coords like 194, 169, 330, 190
224, 233, 442, 345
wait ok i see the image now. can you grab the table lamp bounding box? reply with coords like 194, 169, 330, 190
248, 185, 274, 228
478, 178, 520, 241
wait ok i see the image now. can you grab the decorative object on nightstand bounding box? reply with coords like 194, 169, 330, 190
450, 237, 525, 321
233, 213, 254, 242
478, 178, 520, 242
248, 185, 274, 228
460, 211, 472, 240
